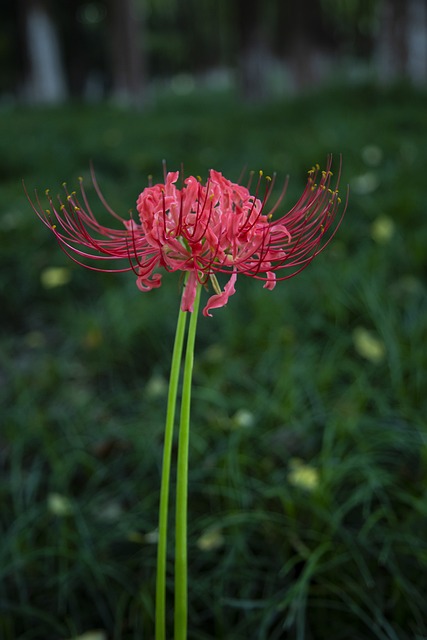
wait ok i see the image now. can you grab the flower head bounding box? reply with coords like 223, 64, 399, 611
28, 158, 345, 317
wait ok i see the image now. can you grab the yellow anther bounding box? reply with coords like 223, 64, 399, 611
315, 163, 320, 170
267, 213, 273, 221
338, 197, 342, 204
265, 175, 272, 182
74, 206, 80, 211
45, 209, 51, 215
52, 224, 57, 229
62, 182, 67, 188
197, 176, 202, 182
259, 170, 263, 177
60, 204, 65, 211
78, 176, 83, 182
45, 189, 50, 196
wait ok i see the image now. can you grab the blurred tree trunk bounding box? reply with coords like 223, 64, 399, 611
283, 0, 331, 93
19, 0, 67, 103
406, 0, 427, 84
376, 0, 408, 81
236, 0, 271, 102
376, 0, 427, 85
110, 0, 146, 106
287, 2, 314, 91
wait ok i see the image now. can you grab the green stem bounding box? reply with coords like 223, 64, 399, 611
174, 284, 202, 640
155, 298, 188, 640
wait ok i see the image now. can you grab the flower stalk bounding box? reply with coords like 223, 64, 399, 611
156, 293, 188, 640
155, 277, 201, 640
174, 282, 201, 640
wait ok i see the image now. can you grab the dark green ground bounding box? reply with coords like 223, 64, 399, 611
1, 83, 426, 639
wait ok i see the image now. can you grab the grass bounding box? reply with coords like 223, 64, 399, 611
1, 81, 427, 639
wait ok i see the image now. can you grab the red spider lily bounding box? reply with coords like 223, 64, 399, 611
27, 157, 346, 317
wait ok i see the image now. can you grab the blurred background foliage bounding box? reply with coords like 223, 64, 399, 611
1, 1, 427, 639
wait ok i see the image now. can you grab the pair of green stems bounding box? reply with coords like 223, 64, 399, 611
155, 281, 202, 640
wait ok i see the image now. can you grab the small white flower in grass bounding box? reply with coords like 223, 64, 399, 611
47, 492, 73, 516
351, 172, 379, 195
232, 408, 255, 429
66, 631, 107, 640
145, 374, 168, 398
197, 527, 225, 551
127, 529, 159, 544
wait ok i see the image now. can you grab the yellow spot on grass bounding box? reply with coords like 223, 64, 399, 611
353, 327, 386, 364
288, 458, 319, 491
41, 267, 72, 289
371, 215, 395, 244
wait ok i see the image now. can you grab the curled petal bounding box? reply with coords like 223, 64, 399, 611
263, 272, 276, 290
181, 271, 199, 312
203, 271, 237, 317
137, 272, 162, 291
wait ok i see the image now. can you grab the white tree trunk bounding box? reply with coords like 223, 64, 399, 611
407, 0, 427, 84
24, 1, 67, 103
